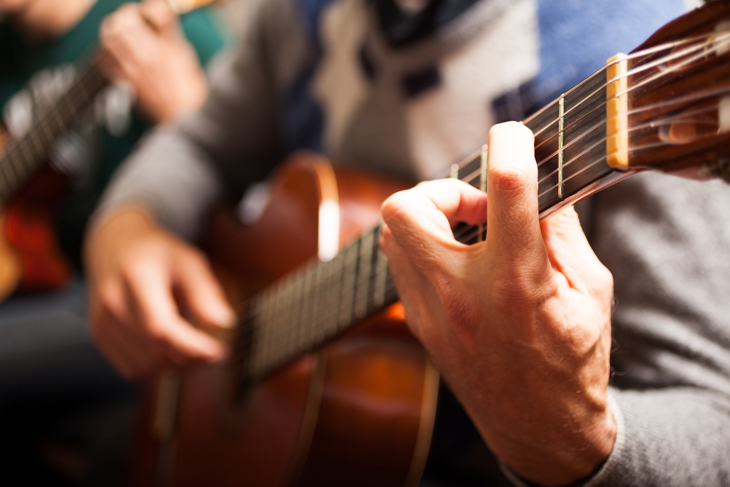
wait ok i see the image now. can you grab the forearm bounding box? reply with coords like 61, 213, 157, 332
93, 125, 225, 240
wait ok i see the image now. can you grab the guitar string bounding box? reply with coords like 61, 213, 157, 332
523, 37, 730, 188
8, 22, 682, 201
429, 31, 728, 187
0, 64, 101, 202
534, 97, 730, 190
534, 81, 730, 180
0, 29, 719, 205
0, 27, 722, 200
249, 74, 730, 356
236, 75, 730, 377
230, 33, 730, 374
238, 109, 730, 379
235, 97, 729, 378
525, 31, 725, 143
0, 61, 104, 204
532, 34, 730, 170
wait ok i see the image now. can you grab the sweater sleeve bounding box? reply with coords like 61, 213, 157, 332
587, 387, 730, 485
580, 172, 730, 486
94, 0, 288, 240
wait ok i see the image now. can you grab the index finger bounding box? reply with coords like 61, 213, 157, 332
381, 178, 488, 271
124, 264, 227, 365
140, 0, 177, 32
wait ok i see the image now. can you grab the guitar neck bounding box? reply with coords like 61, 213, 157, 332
231, 0, 730, 394
231, 66, 628, 395
0, 60, 108, 208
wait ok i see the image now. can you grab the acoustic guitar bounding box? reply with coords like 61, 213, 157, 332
133, 2, 730, 486
0, 0, 217, 301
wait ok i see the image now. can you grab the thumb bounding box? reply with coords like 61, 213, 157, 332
173, 251, 236, 331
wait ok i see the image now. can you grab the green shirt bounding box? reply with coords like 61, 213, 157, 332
0, 0, 228, 269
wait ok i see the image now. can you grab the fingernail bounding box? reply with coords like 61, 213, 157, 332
206, 342, 228, 362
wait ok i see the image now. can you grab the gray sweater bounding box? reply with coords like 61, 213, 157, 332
97, 0, 730, 484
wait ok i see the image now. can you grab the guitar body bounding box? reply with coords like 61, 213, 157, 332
0, 127, 72, 302
132, 154, 439, 487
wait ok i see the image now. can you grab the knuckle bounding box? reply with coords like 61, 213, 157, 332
116, 4, 140, 19
490, 166, 532, 194
143, 319, 169, 346
491, 277, 541, 311
381, 192, 407, 223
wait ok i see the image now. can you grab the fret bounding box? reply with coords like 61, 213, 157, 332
16, 140, 35, 179
367, 225, 383, 312
270, 280, 287, 365
248, 295, 263, 376
373, 225, 389, 309
295, 262, 315, 356
231, 52, 631, 391
338, 240, 360, 328
449, 163, 459, 179
307, 259, 325, 346
252, 290, 266, 376
26, 129, 45, 168
283, 270, 306, 366
558, 95, 565, 200
258, 288, 275, 375
38, 114, 55, 148
0, 61, 108, 208
279, 275, 296, 361
228, 6, 730, 392
290, 270, 305, 357
234, 302, 257, 386
324, 250, 345, 333
478, 144, 488, 242
63, 89, 80, 122
316, 256, 337, 341
0, 152, 20, 198
527, 71, 612, 214
77, 76, 92, 104
382, 267, 399, 307
49, 105, 67, 139
0, 166, 11, 200
354, 229, 374, 318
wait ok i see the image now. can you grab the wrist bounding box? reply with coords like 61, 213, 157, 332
497, 401, 616, 486
84, 205, 158, 269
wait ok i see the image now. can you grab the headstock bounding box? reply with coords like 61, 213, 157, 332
609, 0, 730, 182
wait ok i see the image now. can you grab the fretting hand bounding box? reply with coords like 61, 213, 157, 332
98, 0, 208, 123
380, 122, 616, 486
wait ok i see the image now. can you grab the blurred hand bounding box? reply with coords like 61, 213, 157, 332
84, 208, 235, 380
98, 0, 208, 123
380, 122, 616, 486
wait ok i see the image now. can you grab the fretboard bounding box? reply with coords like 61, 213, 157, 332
231, 63, 622, 395
0, 60, 107, 208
